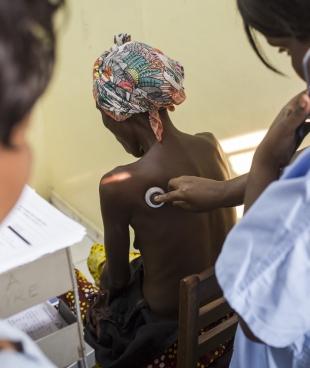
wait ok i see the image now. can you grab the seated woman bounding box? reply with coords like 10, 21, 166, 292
84, 34, 236, 368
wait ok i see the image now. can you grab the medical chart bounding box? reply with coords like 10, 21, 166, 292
0, 186, 86, 274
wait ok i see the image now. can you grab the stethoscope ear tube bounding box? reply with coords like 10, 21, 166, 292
303, 49, 310, 95
295, 122, 310, 150
295, 49, 310, 150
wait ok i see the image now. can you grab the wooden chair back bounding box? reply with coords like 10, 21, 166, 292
177, 267, 238, 368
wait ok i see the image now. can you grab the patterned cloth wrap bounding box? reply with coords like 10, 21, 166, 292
59, 269, 98, 321
60, 244, 231, 368
93, 33, 186, 142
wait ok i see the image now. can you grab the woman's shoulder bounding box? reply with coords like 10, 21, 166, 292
193, 131, 217, 146
195, 131, 217, 141
193, 132, 224, 154
99, 163, 153, 206
99, 165, 139, 204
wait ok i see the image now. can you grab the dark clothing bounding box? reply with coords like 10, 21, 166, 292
84, 258, 178, 368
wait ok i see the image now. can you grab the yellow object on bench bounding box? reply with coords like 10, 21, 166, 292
87, 243, 140, 286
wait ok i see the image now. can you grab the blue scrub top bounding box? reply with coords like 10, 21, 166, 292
0, 320, 55, 368
216, 148, 310, 368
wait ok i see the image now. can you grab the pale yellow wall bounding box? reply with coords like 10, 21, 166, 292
27, 106, 50, 198
29, 0, 304, 230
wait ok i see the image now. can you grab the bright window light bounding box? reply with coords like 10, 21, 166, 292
220, 130, 267, 154
229, 150, 255, 175
220, 130, 267, 176
236, 205, 244, 219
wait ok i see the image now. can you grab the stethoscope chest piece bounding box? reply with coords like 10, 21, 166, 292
145, 187, 165, 208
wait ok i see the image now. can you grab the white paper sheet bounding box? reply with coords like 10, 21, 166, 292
0, 186, 86, 274
6, 302, 66, 340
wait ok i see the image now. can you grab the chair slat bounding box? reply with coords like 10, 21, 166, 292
198, 297, 234, 330
197, 315, 239, 356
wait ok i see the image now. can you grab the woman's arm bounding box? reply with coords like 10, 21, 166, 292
99, 180, 131, 292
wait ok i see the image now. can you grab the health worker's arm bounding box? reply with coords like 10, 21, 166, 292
245, 92, 310, 212
156, 132, 247, 212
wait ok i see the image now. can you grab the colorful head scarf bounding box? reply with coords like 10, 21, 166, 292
93, 34, 186, 142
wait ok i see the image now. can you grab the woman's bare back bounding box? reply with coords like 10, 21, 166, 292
100, 131, 236, 318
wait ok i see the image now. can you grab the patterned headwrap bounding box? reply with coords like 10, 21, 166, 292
93, 34, 186, 142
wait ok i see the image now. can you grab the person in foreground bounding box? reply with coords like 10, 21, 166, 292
0, 1, 64, 367
85, 34, 236, 368
215, 0, 310, 367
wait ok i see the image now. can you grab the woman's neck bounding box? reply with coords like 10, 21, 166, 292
139, 112, 181, 155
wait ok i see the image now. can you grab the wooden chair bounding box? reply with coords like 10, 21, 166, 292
177, 267, 238, 368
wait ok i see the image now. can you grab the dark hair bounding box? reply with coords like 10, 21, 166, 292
237, 0, 310, 73
0, 0, 65, 146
